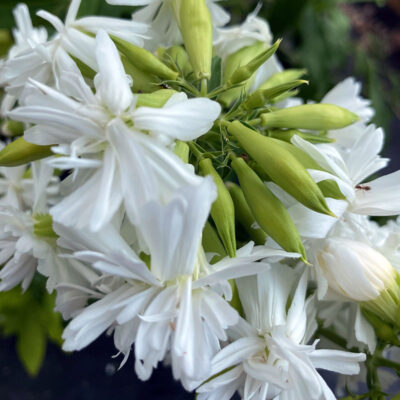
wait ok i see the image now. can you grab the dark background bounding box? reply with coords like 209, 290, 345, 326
0, 0, 399, 399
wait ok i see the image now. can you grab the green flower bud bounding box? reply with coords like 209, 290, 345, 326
0, 138, 53, 167
258, 69, 307, 91
174, 141, 190, 163
162, 45, 193, 76
111, 35, 178, 81
70, 55, 96, 80
362, 309, 400, 346
243, 80, 308, 110
179, 0, 213, 80
219, 41, 266, 107
33, 214, 57, 239
202, 221, 226, 263
228, 121, 335, 216
229, 40, 281, 86
260, 104, 359, 130
231, 156, 306, 261
199, 158, 236, 257
227, 182, 267, 245
268, 129, 335, 144
2, 120, 24, 137
317, 179, 347, 201
121, 55, 159, 93
136, 89, 177, 108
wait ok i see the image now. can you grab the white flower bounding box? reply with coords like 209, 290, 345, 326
59, 178, 300, 389
197, 265, 366, 400
8, 30, 221, 230
0, 0, 148, 112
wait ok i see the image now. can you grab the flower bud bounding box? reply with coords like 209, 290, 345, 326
243, 80, 308, 110
268, 129, 335, 144
317, 238, 400, 326
219, 41, 266, 106
258, 69, 307, 91
174, 141, 189, 163
136, 89, 177, 108
199, 158, 236, 257
111, 35, 178, 81
0, 138, 52, 167
231, 156, 306, 261
260, 104, 359, 130
179, 0, 213, 80
227, 182, 267, 245
228, 121, 334, 216
202, 221, 226, 263
33, 214, 57, 239
1, 120, 24, 137
121, 55, 159, 93
362, 309, 400, 346
162, 45, 193, 77
229, 40, 281, 86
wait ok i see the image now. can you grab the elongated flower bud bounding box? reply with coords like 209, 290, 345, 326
202, 221, 226, 263
111, 35, 178, 81
136, 89, 177, 108
174, 141, 189, 163
243, 80, 308, 110
162, 45, 193, 76
228, 121, 334, 216
227, 182, 267, 245
0, 138, 52, 167
229, 40, 281, 86
121, 55, 159, 93
219, 41, 266, 106
231, 156, 306, 261
260, 104, 359, 130
268, 129, 335, 144
259, 69, 307, 90
33, 214, 57, 239
179, 0, 212, 80
317, 238, 400, 326
199, 158, 236, 257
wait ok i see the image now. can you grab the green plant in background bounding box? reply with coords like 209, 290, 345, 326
0, 277, 63, 376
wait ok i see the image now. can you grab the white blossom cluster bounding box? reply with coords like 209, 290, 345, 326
0, 1, 400, 399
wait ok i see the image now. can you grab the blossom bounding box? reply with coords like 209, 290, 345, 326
59, 178, 300, 389
8, 30, 221, 231
197, 265, 366, 400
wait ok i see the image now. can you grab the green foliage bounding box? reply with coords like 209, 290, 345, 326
0, 277, 63, 376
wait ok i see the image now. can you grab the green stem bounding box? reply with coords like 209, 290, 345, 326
375, 356, 400, 371
201, 78, 208, 97
188, 141, 204, 160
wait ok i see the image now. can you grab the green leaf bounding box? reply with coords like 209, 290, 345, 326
16, 313, 46, 376
208, 56, 222, 92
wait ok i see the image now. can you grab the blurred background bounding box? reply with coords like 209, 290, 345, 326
0, 0, 399, 399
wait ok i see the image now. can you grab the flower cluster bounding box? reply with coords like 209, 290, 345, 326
1, 1, 400, 399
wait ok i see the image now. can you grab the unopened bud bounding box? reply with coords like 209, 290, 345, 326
259, 69, 307, 91
199, 158, 236, 257
227, 182, 267, 245
229, 39, 281, 86
219, 41, 266, 107
243, 80, 308, 110
231, 156, 306, 261
269, 129, 335, 144
136, 89, 176, 108
112, 35, 178, 81
202, 221, 226, 263
362, 309, 400, 346
162, 45, 193, 77
174, 141, 189, 163
121, 55, 159, 93
179, 0, 213, 80
317, 238, 400, 326
0, 137, 53, 167
228, 121, 334, 216
260, 104, 359, 130
33, 214, 57, 239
